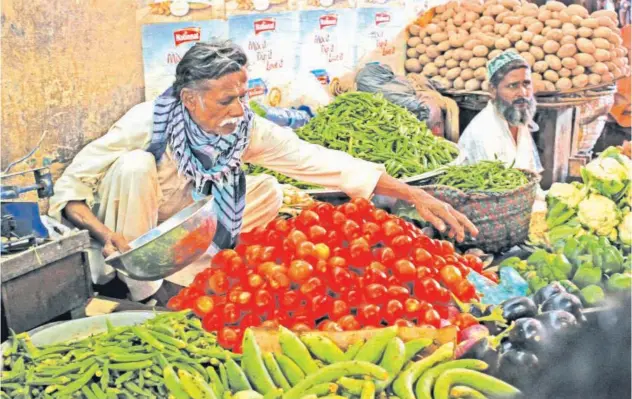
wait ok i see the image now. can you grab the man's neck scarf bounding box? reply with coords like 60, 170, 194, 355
148, 87, 253, 240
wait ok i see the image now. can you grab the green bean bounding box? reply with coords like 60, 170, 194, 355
434, 160, 529, 192
90, 384, 107, 399
415, 359, 489, 399
218, 362, 230, 392
391, 342, 454, 399
433, 369, 521, 399
124, 381, 153, 397
55, 363, 99, 396
164, 364, 189, 399
81, 385, 99, 399
108, 360, 153, 371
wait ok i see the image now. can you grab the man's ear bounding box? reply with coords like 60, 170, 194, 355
180, 88, 197, 112
489, 86, 497, 101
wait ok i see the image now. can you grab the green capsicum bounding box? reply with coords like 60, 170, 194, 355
580, 285, 605, 307
606, 273, 632, 292
572, 262, 603, 288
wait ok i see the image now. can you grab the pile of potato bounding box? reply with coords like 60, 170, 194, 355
405, 0, 630, 92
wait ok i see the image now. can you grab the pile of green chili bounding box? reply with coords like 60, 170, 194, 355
432, 160, 529, 192
246, 92, 459, 189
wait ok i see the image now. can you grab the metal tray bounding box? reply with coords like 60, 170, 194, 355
105, 199, 218, 281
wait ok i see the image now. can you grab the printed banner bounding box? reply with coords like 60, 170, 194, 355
355, 7, 408, 74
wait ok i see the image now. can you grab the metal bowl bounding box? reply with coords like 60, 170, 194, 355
105, 198, 218, 280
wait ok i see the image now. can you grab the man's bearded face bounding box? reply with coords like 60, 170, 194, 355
492, 67, 536, 127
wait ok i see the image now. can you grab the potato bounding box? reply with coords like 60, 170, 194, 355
510, 24, 526, 33
546, 19, 563, 28
437, 40, 451, 52
488, 49, 503, 60
489, 4, 506, 16
601, 72, 614, 82
533, 60, 549, 73
505, 31, 520, 43
522, 16, 539, 27
606, 61, 617, 71
465, 11, 479, 22
407, 48, 419, 58
501, 0, 520, 9
461, 68, 475, 81
409, 24, 421, 36
558, 44, 578, 58
545, 55, 563, 70
608, 32, 623, 46
406, 59, 423, 73
479, 35, 497, 48
439, 67, 449, 77
442, 8, 456, 20
568, 4, 589, 18
544, 70, 560, 82
522, 31, 535, 43
462, 21, 475, 31
426, 23, 440, 35
591, 26, 610, 39
592, 38, 611, 50
449, 34, 468, 48
578, 27, 593, 38
532, 35, 547, 47
505, 15, 522, 26
453, 77, 466, 90
532, 72, 543, 81
495, 23, 511, 35
571, 15, 584, 27
544, 40, 561, 54
482, 25, 495, 33
458, 60, 468, 69
597, 16, 617, 29
546, 29, 564, 42
463, 1, 484, 13
496, 10, 511, 23
506, 48, 519, 55
469, 57, 488, 69
538, 9, 552, 22
431, 76, 452, 90
545, 81, 557, 91
559, 68, 572, 78
542, 26, 552, 37
464, 39, 482, 51
610, 50, 619, 61
591, 10, 617, 21
434, 56, 447, 68
475, 66, 487, 80
562, 57, 578, 69
561, 23, 577, 38
423, 37, 434, 46
408, 37, 422, 48
613, 66, 624, 79
613, 57, 628, 68
444, 49, 454, 59
572, 65, 585, 76
594, 49, 611, 62
520, 3, 539, 17
495, 38, 512, 50
473, 45, 489, 57
575, 53, 596, 67
577, 38, 596, 54
556, 77, 573, 90
590, 62, 608, 75
465, 78, 482, 91
561, 35, 577, 45
446, 59, 459, 69
427, 46, 441, 59
515, 40, 530, 52
546, 1, 566, 11
461, 50, 475, 61
581, 18, 599, 29
419, 54, 432, 65
423, 63, 439, 76
530, 46, 545, 61
415, 44, 427, 54
431, 32, 449, 44
454, 12, 466, 26
528, 21, 545, 34
588, 73, 602, 85
520, 52, 536, 67
480, 15, 495, 26
533, 80, 548, 92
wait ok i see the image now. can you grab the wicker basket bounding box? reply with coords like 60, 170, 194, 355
420, 170, 541, 253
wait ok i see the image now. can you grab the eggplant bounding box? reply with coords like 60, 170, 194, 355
499, 338, 514, 354
496, 349, 539, 389
508, 318, 549, 353
459, 336, 500, 374
541, 292, 586, 323
535, 310, 578, 336
533, 282, 567, 305
500, 296, 537, 322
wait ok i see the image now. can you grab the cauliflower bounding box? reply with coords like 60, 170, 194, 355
581, 147, 632, 200
619, 212, 632, 247
577, 193, 621, 237
547, 182, 586, 208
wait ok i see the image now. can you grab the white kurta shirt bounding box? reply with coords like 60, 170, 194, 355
458, 101, 544, 174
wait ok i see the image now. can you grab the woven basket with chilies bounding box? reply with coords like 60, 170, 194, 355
420, 169, 541, 253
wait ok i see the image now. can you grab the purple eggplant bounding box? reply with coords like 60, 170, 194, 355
458, 336, 500, 374
533, 282, 566, 305
541, 292, 586, 323
509, 318, 549, 353
501, 296, 538, 322
535, 310, 578, 336
496, 349, 540, 389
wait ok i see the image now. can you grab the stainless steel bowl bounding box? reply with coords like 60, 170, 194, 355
105, 198, 218, 280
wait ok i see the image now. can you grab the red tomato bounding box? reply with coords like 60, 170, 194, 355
332, 211, 347, 227
313, 243, 331, 261
456, 262, 471, 277
310, 295, 333, 318
437, 240, 455, 257
300, 277, 326, 299
416, 266, 435, 281
193, 295, 215, 316
225, 256, 247, 280
439, 265, 463, 288
383, 299, 404, 325
364, 283, 388, 305
411, 248, 433, 267
416, 278, 442, 301
382, 220, 405, 239
247, 273, 266, 290
288, 260, 314, 283
434, 286, 451, 305
222, 303, 240, 325
254, 289, 273, 313
339, 203, 361, 221
328, 256, 347, 269
482, 270, 499, 283
363, 268, 388, 287
342, 220, 362, 240
273, 218, 291, 233
296, 210, 320, 229
260, 319, 279, 329
386, 275, 402, 286
393, 259, 417, 282
454, 313, 479, 330
362, 222, 382, 245
371, 209, 390, 224
244, 245, 263, 266
464, 254, 485, 273
207, 270, 229, 295
267, 271, 291, 292
343, 289, 363, 307
279, 290, 300, 312
373, 247, 396, 267
218, 326, 241, 350
318, 320, 344, 332
296, 241, 316, 259
240, 313, 259, 329
307, 225, 327, 243
349, 237, 371, 265
394, 319, 415, 328
422, 308, 442, 328
212, 249, 239, 269
350, 197, 374, 215
454, 280, 477, 301
235, 290, 253, 309
331, 299, 350, 320
202, 311, 221, 332
287, 230, 308, 247
404, 298, 422, 320
290, 323, 312, 333
391, 235, 413, 257
433, 256, 447, 270
368, 261, 388, 274
167, 295, 186, 311
387, 285, 410, 303
330, 267, 354, 291
338, 315, 361, 331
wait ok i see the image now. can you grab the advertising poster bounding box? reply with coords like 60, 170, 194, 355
355, 7, 408, 74
297, 9, 357, 97
225, 0, 296, 17
296, 0, 357, 11
229, 13, 300, 106
356, 0, 405, 9
142, 21, 229, 100
137, 0, 225, 23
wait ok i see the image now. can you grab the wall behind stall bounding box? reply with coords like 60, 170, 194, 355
1, 0, 146, 207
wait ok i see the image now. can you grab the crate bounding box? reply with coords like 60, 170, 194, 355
0, 231, 93, 333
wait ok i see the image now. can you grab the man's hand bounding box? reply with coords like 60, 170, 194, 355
102, 232, 131, 258
409, 188, 479, 242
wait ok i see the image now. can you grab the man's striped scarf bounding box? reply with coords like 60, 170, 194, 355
147, 88, 253, 245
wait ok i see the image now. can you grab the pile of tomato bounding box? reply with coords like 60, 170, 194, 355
167, 198, 497, 352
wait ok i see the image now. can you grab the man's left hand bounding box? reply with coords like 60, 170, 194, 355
409, 188, 479, 242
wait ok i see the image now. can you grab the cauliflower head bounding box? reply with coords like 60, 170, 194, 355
547, 182, 586, 208
619, 212, 632, 246
577, 193, 621, 237
582, 149, 632, 199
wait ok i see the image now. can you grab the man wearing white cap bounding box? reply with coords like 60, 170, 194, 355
458, 51, 543, 174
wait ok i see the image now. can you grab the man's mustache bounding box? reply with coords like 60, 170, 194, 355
513, 98, 530, 105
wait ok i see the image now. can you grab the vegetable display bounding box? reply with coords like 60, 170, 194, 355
247, 92, 459, 189
406, 0, 630, 92
168, 198, 491, 351
432, 160, 529, 192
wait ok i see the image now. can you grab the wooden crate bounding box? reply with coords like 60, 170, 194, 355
0, 231, 93, 333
